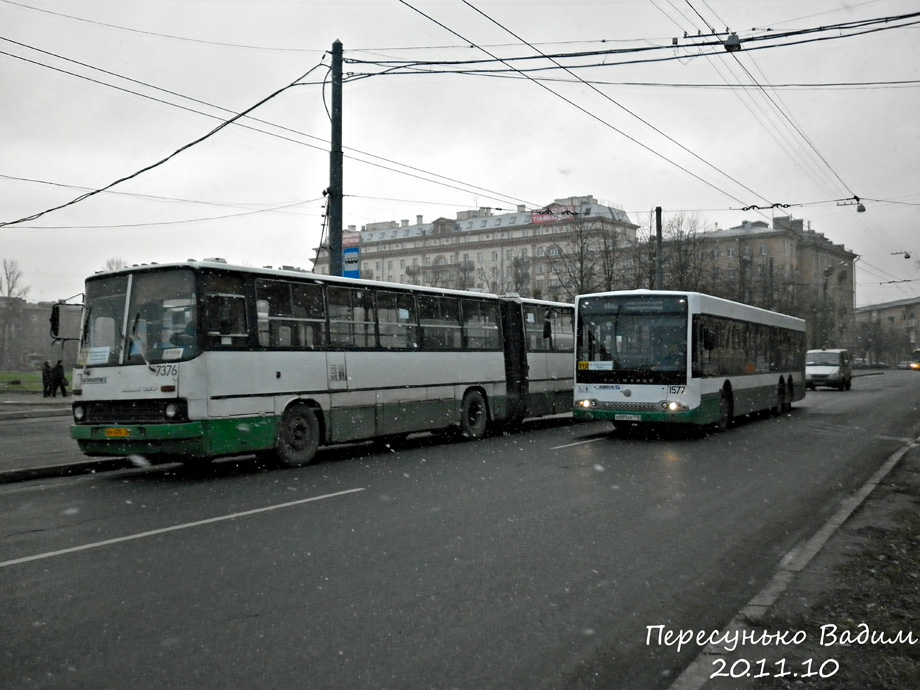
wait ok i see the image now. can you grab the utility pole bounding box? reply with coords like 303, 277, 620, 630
655, 206, 663, 290
328, 39, 344, 277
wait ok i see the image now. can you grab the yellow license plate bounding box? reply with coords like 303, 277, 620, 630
105, 428, 131, 438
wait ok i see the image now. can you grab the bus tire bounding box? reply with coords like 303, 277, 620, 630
459, 390, 489, 440
717, 390, 732, 432
275, 403, 320, 467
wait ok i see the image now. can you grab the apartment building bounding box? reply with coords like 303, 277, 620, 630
313, 195, 638, 301
697, 216, 857, 348
854, 296, 920, 364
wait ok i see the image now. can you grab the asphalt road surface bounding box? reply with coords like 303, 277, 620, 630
2, 371, 918, 690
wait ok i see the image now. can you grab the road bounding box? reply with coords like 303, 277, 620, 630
2, 371, 918, 690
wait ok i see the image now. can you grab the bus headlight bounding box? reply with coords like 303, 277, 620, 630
577, 399, 597, 409
73, 405, 85, 422
662, 401, 689, 412
165, 402, 179, 419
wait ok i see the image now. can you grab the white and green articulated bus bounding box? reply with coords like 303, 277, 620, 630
573, 290, 806, 431
52, 260, 574, 467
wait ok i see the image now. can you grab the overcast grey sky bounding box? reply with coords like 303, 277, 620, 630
2, 0, 918, 306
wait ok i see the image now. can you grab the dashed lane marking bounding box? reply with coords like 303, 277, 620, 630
0, 487, 365, 569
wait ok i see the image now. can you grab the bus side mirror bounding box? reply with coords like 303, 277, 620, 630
50, 303, 84, 341
543, 321, 552, 339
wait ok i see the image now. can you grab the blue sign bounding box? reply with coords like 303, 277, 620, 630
343, 246, 360, 279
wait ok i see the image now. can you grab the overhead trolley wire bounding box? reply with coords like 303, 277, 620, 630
458, 0, 782, 209
396, 0, 758, 208
0, 64, 326, 228
0, 39, 534, 223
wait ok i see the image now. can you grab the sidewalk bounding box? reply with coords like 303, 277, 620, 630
0, 392, 73, 420
671, 439, 920, 689
0, 394, 135, 483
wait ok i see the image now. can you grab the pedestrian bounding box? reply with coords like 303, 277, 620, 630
41, 361, 52, 398
50, 360, 68, 398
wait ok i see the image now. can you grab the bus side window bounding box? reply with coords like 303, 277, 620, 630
328, 286, 375, 349
461, 299, 501, 350
419, 296, 462, 350
377, 291, 418, 350
204, 294, 248, 346
550, 309, 574, 352
523, 305, 549, 352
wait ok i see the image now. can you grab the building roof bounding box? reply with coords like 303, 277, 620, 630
358, 195, 633, 245
854, 295, 920, 313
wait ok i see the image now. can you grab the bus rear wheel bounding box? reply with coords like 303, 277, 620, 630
274, 404, 320, 467
459, 390, 489, 440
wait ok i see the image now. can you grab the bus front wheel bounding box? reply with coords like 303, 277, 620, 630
275, 404, 320, 467
459, 390, 489, 440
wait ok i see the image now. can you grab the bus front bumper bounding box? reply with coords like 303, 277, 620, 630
573, 398, 717, 425
71, 421, 207, 457
70, 416, 280, 459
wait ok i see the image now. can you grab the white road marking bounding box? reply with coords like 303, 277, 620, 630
551, 438, 606, 450
0, 487, 365, 568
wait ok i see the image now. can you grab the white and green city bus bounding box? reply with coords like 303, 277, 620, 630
573, 290, 806, 430
52, 260, 574, 466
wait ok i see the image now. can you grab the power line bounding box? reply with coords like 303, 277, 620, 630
0, 65, 325, 227
0, 0, 315, 52
0, 40, 535, 219
395, 0, 758, 208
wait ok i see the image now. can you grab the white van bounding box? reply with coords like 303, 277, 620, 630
805, 348, 852, 391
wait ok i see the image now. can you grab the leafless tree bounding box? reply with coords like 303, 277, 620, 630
2, 259, 30, 299
477, 264, 513, 295
548, 215, 619, 300
456, 260, 476, 291
510, 256, 532, 297
104, 257, 128, 271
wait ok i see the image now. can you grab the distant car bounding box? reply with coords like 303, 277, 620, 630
805, 348, 853, 391
898, 361, 912, 370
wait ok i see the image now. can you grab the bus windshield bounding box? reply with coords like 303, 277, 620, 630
577, 294, 689, 384
81, 269, 198, 366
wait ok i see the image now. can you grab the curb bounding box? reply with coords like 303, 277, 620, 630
0, 408, 72, 421
666, 436, 918, 690
0, 458, 136, 484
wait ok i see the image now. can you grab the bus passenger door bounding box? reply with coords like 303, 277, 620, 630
500, 302, 528, 422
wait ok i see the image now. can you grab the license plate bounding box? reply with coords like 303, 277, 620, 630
105, 428, 131, 438
615, 414, 641, 421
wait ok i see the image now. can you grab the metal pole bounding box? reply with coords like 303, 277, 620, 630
329, 40, 344, 277
655, 206, 663, 290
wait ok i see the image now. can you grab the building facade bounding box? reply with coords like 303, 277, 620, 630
0, 297, 77, 371
313, 196, 857, 347
313, 195, 638, 302
854, 297, 920, 365
694, 217, 857, 349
